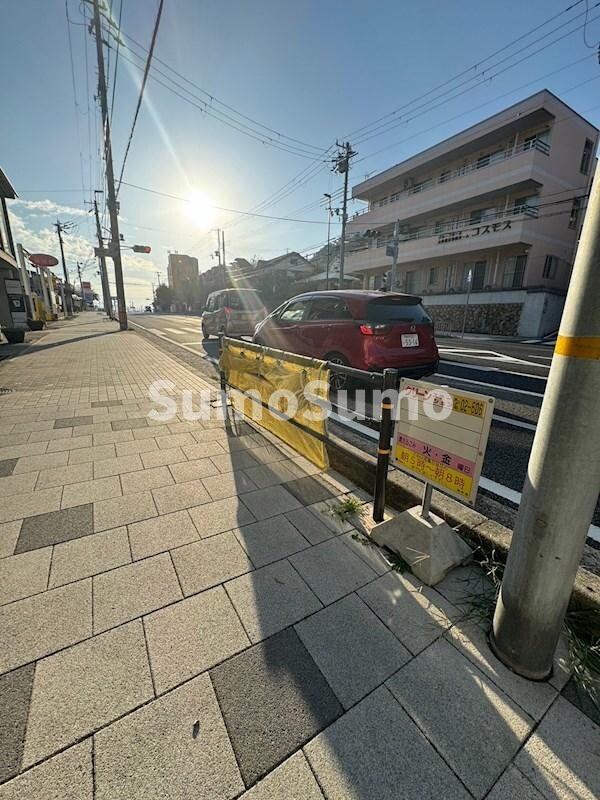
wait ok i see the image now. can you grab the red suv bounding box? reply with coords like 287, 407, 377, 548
253, 290, 439, 377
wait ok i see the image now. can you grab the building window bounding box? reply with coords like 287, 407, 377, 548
464, 261, 486, 291
513, 195, 538, 216
434, 220, 445, 234
469, 209, 484, 225
439, 169, 451, 183
405, 270, 418, 293
476, 153, 491, 169
502, 255, 527, 288
428, 267, 438, 286
580, 139, 594, 175
569, 197, 582, 230
543, 255, 559, 279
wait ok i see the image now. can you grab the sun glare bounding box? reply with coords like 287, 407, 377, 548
185, 191, 215, 230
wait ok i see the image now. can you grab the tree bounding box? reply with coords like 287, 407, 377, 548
154, 284, 173, 312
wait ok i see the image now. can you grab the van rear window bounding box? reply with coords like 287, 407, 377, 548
226, 292, 263, 311
366, 298, 431, 324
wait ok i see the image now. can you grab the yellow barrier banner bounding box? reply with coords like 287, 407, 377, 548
219, 339, 330, 470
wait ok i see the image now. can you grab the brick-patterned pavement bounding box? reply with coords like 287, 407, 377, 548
0, 314, 598, 799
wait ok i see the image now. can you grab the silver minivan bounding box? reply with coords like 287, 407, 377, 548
202, 288, 266, 339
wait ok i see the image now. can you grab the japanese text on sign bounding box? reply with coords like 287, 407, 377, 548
392, 379, 495, 505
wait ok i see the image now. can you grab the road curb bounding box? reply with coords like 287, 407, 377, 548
325, 433, 600, 623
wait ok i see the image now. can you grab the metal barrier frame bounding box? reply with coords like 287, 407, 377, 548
218, 333, 398, 524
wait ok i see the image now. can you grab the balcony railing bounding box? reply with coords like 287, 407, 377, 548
347, 205, 538, 255
352, 137, 550, 219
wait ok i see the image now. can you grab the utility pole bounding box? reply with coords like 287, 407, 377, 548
323, 193, 332, 290
54, 220, 73, 316
92, 195, 113, 319
91, 0, 127, 331
221, 229, 226, 270
491, 167, 600, 680
389, 220, 400, 291
77, 262, 84, 310
156, 271, 162, 286
333, 141, 356, 286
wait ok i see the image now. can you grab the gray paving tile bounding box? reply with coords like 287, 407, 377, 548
304, 685, 470, 800
128, 510, 199, 560
387, 637, 534, 798
154, 432, 196, 450
168, 458, 220, 484
284, 506, 335, 545
0, 488, 61, 525
152, 479, 211, 515
234, 515, 310, 568
486, 766, 545, 800
0, 580, 92, 675
0, 521, 21, 559
240, 485, 301, 521
189, 497, 255, 538
93, 490, 157, 532
0, 548, 52, 605
22, 622, 153, 768
338, 531, 392, 576
111, 417, 148, 431
181, 441, 226, 460
13, 452, 69, 475
36, 461, 94, 490
0, 442, 47, 461
140, 445, 186, 468
94, 672, 243, 800
28, 427, 73, 444
0, 664, 35, 782
201, 470, 257, 501
515, 696, 600, 800
93, 429, 134, 446
446, 621, 558, 720
289, 538, 377, 606
238, 752, 324, 800
0, 739, 93, 800
144, 586, 250, 694
93, 553, 182, 633
120, 465, 174, 495
296, 593, 410, 709
0, 458, 17, 478
46, 434, 93, 453
246, 445, 289, 465
0, 471, 38, 497
191, 427, 229, 444
226, 559, 321, 643
358, 570, 460, 656
62, 476, 122, 509
53, 416, 93, 429
69, 444, 116, 465
210, 451, 260, 474
115, 438, 158, 457
49, 527, 131, 588
434, 563, 495, 610
171, 531, 253, 596
16, 504, 94, 553
243, 462, 298, 489
93, 453, 143, 478
306, 499, 356, 534
211, 627, 342, 786
284, 475, 338, 505
92, 399, 123, 408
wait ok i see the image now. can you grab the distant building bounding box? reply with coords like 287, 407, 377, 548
345, 90, 598, 337
167, 253, 199, 296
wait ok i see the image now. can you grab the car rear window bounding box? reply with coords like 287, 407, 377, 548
366, 297, 432, 324
226, 291, 263, 310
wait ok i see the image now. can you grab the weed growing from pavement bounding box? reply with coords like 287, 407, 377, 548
462, 547, 600, 710
330, 496, 364, 520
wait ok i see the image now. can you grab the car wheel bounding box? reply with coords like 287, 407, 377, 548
325, 353, 350, 391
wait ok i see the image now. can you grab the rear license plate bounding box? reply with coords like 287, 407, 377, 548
401, 333, 419, 347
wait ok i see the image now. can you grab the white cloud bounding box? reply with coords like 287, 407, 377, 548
11, 198, 88, 218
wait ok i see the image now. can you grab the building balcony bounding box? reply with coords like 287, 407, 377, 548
345, 207, 536, 274
348, 138, 550, 228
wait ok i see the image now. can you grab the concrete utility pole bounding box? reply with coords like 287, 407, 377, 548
491, 168, 600, 680
91, 0, 128, 331
221, 230, 226, 270
92, 195, 113, 319
390, 220, 400, 290
77, 262, 84, 310
324, 193, 333, 291
54, 220, 73, 316
333, 141, 356, 286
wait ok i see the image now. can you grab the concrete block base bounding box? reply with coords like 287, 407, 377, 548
370, 506, 473, 586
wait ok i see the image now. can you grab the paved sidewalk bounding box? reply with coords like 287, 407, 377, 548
0, 314, 598, 799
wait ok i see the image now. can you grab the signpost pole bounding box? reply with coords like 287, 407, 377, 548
420, 482, 433, 520
373, 368, 398, 522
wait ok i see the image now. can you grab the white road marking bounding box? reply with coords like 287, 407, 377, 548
492, 415, 537, 431
436, 373, 545, 398
147, 328, 166, 336
440, 360, 549, 379
440, 347, 550, 370
181, 327, 200, 333
163, 327, 188, 335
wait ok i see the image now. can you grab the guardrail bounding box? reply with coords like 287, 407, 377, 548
218, 334, 398, 522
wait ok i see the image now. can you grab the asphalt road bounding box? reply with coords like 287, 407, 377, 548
130, 313, 599, 543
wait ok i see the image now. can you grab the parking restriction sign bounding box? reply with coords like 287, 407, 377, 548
392, 378, 495, 505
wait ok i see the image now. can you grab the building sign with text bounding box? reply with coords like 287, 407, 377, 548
392, 378, 495, 505
438, 220, 512, 244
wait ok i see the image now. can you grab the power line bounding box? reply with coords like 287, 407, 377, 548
116, 0, 164, 194
119, 180, 339, 223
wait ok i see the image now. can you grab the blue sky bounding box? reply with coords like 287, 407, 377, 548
2, 0, 600, 305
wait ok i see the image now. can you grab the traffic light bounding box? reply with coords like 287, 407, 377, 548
132, 245, 151, 254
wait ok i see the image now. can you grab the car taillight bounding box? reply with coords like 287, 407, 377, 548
359, 323, 389, 335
